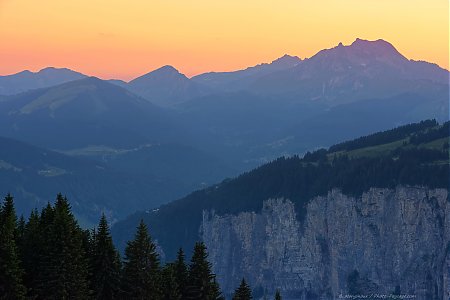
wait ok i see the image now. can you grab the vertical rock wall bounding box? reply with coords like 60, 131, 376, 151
201, 187, 449, 299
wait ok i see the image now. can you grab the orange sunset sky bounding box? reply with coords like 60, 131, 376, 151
0, 0, 448, 81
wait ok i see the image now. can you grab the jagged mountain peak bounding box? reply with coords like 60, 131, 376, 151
302, 38, 411, 73
155, 65, 180, 73
126, 65, 205, 106
130, 65, 187, 84
271, 54, 302, 66
147, 65, 183, 78
314, 38, 407, 62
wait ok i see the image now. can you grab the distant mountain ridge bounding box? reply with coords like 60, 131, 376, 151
0, 67, 87, 95
126, 65, 208, 107
190, 54, 302, 91
0, 77, 183, 150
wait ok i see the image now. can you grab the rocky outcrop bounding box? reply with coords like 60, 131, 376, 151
201, 186, 449, 299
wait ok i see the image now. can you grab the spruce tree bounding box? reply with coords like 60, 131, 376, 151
33, 202, 55, 298
274, 289, 282, 300
35, 194, 89, 298
0, 194, 26, 299
122, 219, 161, 299
232, 278, 252, 300
21, 209, 41, 298
55, 194, 89, 298
174, 248, 188, 298
90, 214, 122, 299
186, 242, 223, 300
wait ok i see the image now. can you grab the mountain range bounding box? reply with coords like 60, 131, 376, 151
4, 39, 446, 107
0, 38, 448, 224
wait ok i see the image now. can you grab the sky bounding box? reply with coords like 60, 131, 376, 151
0, 0, 448, 81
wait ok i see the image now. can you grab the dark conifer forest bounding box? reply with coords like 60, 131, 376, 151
0, 193, 276, 300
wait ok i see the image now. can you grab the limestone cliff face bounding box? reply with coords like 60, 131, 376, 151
200, 186, 450, 300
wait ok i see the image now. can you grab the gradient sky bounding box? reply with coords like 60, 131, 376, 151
0, 0, 448, 81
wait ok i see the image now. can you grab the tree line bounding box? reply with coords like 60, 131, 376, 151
0, 193, 282, 300
328, 119, 439, 152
